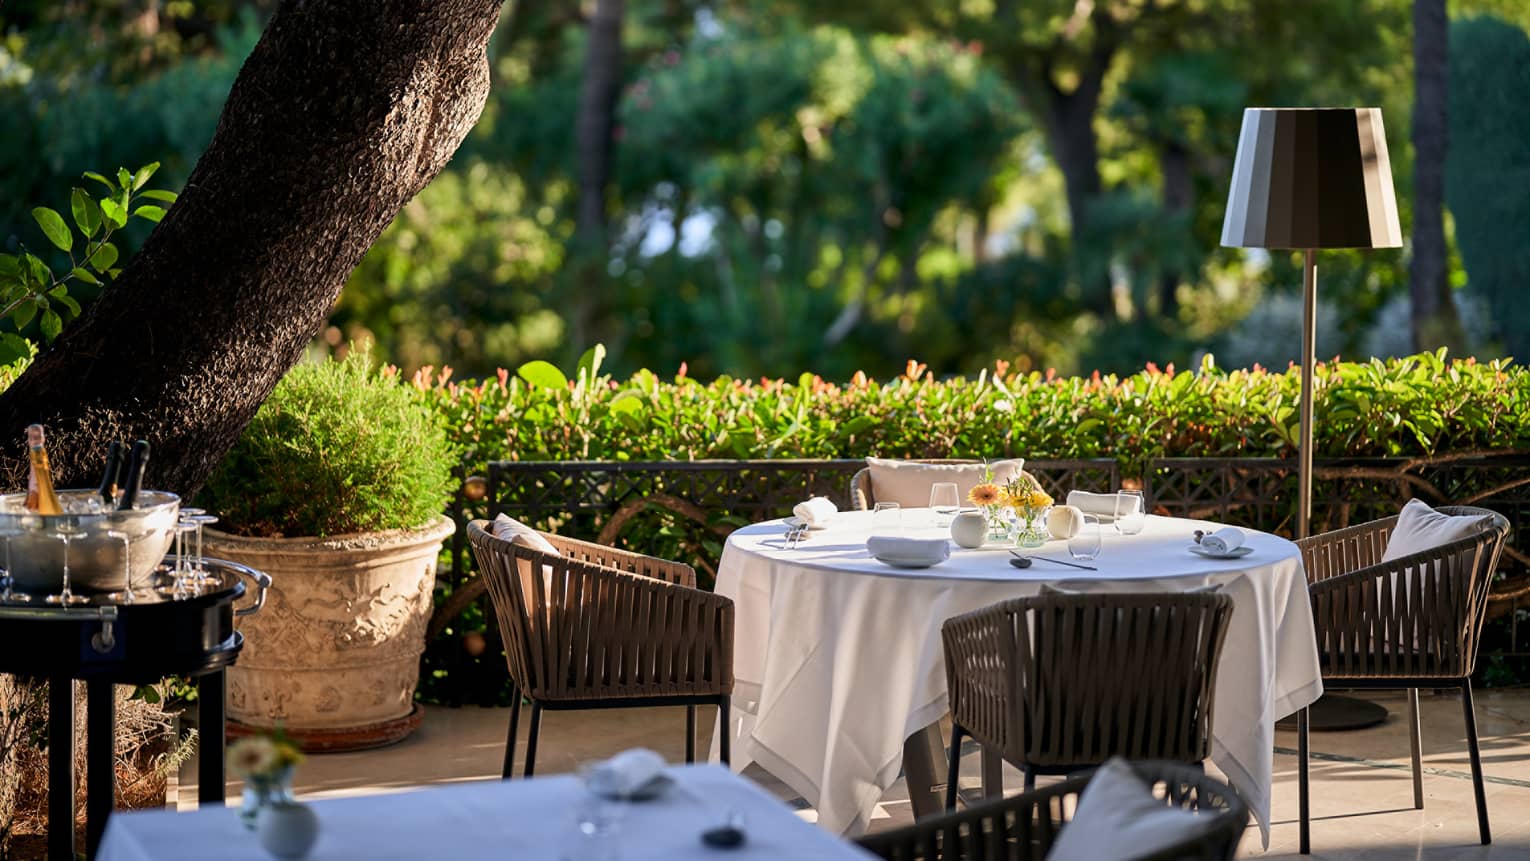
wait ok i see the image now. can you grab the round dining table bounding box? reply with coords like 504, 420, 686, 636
712, 509, 1323, 848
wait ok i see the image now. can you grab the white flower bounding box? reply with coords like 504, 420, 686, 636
993, 399, 1014, 412
228, 737, 279, 779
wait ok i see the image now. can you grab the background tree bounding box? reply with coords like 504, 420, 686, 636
1409, 0, 1462, 350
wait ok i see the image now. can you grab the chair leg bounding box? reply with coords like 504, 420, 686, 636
1462, 682, 1491, 845
1407, 688, 1424, 809
718, 697, 731, 766
1298, 706, 1310, 855
524, 702, 543, 778
1023, 767, 1035, 792
686, 705, 697, 764
945, 724, 964, 812
501, 685, 521, 780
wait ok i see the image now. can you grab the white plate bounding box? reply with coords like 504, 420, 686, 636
873, 554, 946, 569
586, 770, 675, 801
1188, 544, 1253, 559
784, 516, 831, 531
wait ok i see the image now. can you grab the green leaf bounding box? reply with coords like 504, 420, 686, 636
132, 162, 160, 191
31, 207, 71, 252
11, 297, 36, 328
0, 254, 17, 278
39, 310, 62, 341
116, 167, 132, 190
88, 242, 119, 272
0, 333, 29, 365
23, 253, 51, 287
99, 198, 127, 229
843, 416, 876, 435
69, 267, 100, 285
576, 344, 606, 384
82, 171, 115, 193
70, 188, 101, 237
517, 360, 569, 390
49, 287, 81, 316
138, 189, 178, 203
132, 205, 166, 224
608, 393, 644, 415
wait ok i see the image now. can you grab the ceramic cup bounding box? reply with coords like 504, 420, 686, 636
257, 801, 320, 860
950, 510, 988, 549
1045, 505, 1085, 540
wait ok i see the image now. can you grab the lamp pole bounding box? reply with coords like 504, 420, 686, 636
1298, 248, 1317, 541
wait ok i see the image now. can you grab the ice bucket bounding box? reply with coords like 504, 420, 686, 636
0, 490, 180, 595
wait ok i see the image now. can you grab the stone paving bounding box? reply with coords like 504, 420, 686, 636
187, 688, 1530, 858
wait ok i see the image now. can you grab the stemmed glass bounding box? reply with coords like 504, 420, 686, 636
1068, 514, 1103, 562
1114, 490, 1146, 535
104, 528, 135, 603
929, 483, 960, 528
172, 520, 199, 595
872, 502, 902, 529
46, 517, 90, 605
0, 527, 29, 603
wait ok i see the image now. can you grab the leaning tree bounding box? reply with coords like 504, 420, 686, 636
0, 0, 507, 494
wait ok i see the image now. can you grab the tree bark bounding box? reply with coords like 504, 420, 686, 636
0, 0, 504, 495
1410, 0, 1462, 350
1157, 139, 1193, 318
568, 0, 624, 349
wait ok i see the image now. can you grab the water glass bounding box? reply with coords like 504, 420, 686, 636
872, 502, 902, 529
1068, 514, 1103, 561
1115, 490, 1146, 535
928, 483, 960, 527
562, 796, 623, 861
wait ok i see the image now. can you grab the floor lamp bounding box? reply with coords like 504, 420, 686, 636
1220, 108, 1402, 854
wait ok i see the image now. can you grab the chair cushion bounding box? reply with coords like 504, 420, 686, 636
492, 513, 560, 555
1381, 499, 1490, 563
864, 458, 1024, 508
1046, 758, 1215, 861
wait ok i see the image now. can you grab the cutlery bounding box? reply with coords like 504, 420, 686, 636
1009, 550, 1097, 571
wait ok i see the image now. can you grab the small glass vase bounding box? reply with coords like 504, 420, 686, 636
984, 509, 1015, 546
241, 765, 297, 831
1015, 511, 1048, 548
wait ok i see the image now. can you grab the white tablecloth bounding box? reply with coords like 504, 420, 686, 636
97, 765, 873, 860
714, 511, 1322, 845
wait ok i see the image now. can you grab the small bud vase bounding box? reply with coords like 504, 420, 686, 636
241, 765, 296, 831
257, 800, 320, 860
1015, 511, 1048, 548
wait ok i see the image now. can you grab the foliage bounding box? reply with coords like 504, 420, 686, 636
0, 162, 177, 363
199, 349, 458, 538
1447, 15, 1530, 361
422, 347, 1530, 480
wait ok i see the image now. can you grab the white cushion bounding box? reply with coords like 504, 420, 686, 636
864, 458, 1024, 508
1381, 499, 1489, 563
1046, 758, 1215, 861
492, 513, 559, 555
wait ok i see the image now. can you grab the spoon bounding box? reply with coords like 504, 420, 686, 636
700, 810, 747, 849
1008, 551, 1098, 571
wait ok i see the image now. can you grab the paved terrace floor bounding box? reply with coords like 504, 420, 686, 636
182, 689, 1530, 859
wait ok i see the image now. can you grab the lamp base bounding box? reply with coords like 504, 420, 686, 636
1277, 693, 1388, 732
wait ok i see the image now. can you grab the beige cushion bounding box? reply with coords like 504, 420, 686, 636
864, 458, 1024, 508
1381, 499, 1489, 563
1045, 758, 1214, 861
492, 513, 559, 555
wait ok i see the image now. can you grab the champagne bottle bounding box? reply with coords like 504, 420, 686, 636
117, 440, 150, 511
24, 424, 63, 515
98, 440, 125, 505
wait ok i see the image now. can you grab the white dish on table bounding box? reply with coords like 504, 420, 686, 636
1188, 544, 1253, 559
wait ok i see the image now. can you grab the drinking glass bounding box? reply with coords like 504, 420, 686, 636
561, 794, 623, 861
0, 527, 29, 603
872, 502, 902, 529
1114, 490, 1146, 535
1068, 514, 1102, 561
104, 528, 135, 603
929, 483, 960, 527
46, 518, 90, 605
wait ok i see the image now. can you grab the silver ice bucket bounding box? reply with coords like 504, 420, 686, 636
0, 490, 180, 595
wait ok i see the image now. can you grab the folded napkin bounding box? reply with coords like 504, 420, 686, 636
1198, 527, 1246, 554
866, 535, 950, 564
584, 748, 670, 799
793, 496, 838, 527
1065, 490, 1142, 519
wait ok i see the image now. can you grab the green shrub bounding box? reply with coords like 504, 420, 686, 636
420, 347, 1530, 477
201, 349, 457, 537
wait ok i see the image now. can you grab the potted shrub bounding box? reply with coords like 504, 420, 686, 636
199, 350, 457, 751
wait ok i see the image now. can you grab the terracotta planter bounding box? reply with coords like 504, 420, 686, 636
204, 515, 455, 751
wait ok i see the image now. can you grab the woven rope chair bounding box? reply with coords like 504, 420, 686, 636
849, 459, 1037, 511
467, 521, 734, 778
1293, 505, 1509, 853
942, 590, 1233, 807
857, 760, 1248, 861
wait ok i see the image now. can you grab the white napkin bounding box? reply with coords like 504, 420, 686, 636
866, 535, 950, 564
584, 748, 670, 799
792, 496, 838, 527
1065, 490, 1141, 519
1198, 527, 1246, 554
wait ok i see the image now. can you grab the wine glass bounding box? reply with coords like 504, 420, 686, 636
46, 517, 90, 605
1114, 490, 1146, 535
172, 520, 199, 595
188, 514, 219, 584
0, 527, 29, 603
929, 483, 960, 527
872, 502, 902, 529
104, 528, 135, 603
1068, 514, 1103, 562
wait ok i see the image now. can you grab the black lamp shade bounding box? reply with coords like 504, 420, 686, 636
1220, 108, 1403, 250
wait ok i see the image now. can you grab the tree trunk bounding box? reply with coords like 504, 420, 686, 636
568, 0, 624, 350
0, 0, 504, 495
1157, 139, 1193, 318
1410, 0, 1462, 350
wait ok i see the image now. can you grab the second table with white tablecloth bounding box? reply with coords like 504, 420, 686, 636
712, 510, 1323, 846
